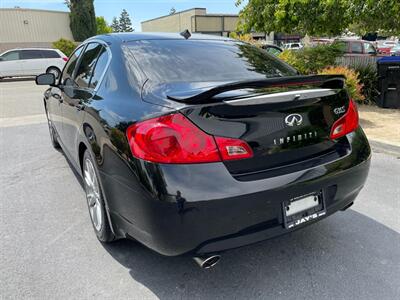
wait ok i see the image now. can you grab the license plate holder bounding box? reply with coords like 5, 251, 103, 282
283, 192, 326, 229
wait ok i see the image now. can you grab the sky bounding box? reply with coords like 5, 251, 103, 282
1, 0, 242, 31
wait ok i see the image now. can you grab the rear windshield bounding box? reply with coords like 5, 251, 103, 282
127, 39, 296, 83
41, 50, 61, 58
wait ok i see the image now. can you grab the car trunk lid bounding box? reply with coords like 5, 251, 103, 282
142, 76, 352, 176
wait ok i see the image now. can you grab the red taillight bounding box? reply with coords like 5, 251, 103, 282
62, 57, 68, 62
126, 113, 253, 164
330, 99, 359, 140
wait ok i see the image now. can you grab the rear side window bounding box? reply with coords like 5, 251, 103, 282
1, 51, 20, 61
334, 41, 348, 53
41, 50, 61, 58
364, 43, 376, 54
89, 46, 109, 89
128, 40, 296, 83
20, 50, 43, 59
61, 46, 84, 86
350, 42, 363, 54
75, 43, 103, 88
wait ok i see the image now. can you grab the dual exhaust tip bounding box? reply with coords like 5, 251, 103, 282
193, 254, 221, 269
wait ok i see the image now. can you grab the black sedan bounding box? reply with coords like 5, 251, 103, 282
36, 33, 371, 268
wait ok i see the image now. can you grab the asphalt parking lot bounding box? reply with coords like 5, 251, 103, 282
1, 80, 399, 299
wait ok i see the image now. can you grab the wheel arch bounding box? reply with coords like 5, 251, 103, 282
78, 142, 87, 173
78, 139, 119, 238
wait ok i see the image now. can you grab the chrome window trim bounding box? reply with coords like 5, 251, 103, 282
84, 39, 112, 94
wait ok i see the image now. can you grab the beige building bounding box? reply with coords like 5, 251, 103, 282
142, 8, 251, 37
0, 8, 74, 52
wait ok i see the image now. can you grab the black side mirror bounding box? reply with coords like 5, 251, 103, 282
36, 73, 55, 86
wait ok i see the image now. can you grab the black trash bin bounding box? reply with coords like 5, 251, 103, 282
377, 56, 400, 109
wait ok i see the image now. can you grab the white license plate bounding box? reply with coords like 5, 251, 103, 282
285, 194, 319, 217
283, 193, 326, 229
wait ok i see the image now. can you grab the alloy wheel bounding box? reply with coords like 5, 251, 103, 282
83, 158, 103, 232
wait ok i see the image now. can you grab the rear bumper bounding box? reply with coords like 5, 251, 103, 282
102, 128, 371, 256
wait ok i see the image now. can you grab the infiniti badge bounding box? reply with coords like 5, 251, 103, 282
285, 114, 303, 127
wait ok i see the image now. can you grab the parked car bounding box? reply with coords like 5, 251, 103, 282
261, 44, 283, 56
390, 44, 400, 56
377, 40, 398, 55
0, 48, 67, 80
36, 33, 371, 268
334, 39, 377, 56
282, 42, 303, 50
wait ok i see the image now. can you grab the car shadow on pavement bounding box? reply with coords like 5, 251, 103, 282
101, 210, 400, 299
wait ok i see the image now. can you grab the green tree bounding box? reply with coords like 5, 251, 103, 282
350, 0, 400, 35
110, 17, 120, 32
237, 0, 350, 36
237, 0, 400, 36
118, 9, 134, 32
96, 16, 112, 34
69, 0, 96, 41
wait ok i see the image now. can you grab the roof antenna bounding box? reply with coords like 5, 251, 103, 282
180, 29, 191, 39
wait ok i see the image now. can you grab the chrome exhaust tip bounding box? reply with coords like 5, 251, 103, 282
193, 255, 221, 269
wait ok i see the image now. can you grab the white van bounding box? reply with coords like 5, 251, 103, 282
0, 48, 68, 79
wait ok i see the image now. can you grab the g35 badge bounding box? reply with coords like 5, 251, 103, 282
334, 106, 346, 115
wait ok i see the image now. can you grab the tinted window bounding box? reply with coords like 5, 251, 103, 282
20, 50, 43, 59
89, 46, 109, 89
41, 50, 61, 58
128, 40, 296, 83
351, 42, 363, 54
75, 43, 103, 88
1, 51, 20, 61
61, 46, 84, 86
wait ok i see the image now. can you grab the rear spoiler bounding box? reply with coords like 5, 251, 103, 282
166, 75, 345, 104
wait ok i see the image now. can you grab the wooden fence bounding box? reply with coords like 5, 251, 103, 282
336, 55, 381, 70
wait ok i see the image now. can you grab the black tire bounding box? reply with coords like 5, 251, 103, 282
46, 66, 61, 80
82, 150, 115, 243
47, 118, 61, 149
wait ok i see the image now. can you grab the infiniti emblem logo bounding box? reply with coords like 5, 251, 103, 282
285, 114, 303, 127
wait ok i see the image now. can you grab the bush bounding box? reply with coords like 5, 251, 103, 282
229, 32, 261, 47
318, 66, 365, 102
353, 64, 379, 105
278, 44, 343, 74
52, 38, 77, 57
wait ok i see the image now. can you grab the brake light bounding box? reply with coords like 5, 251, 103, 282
126, 113, 253, 164
330, 99, 359, 140
62, 57, 68, 62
